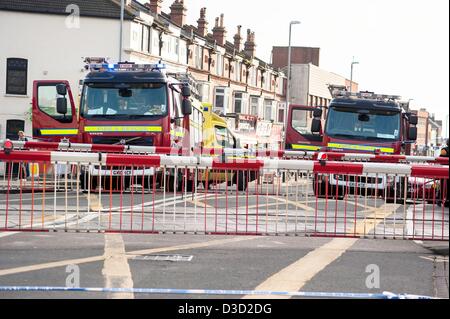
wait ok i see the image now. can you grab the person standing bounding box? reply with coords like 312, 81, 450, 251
438, 139, 449, 207
18, 131, 30, 180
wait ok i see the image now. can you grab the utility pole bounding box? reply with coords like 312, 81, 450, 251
119, 0, 124, 62
350, 57, 359, 93
283, 21, 300, 147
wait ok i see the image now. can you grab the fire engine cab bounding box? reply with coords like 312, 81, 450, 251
32, 59, 202, 190
286, 89, 419, 198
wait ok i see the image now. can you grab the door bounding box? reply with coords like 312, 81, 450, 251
32, 80, 79, 142
286, 105, 324, 151
5, 120, 25, 177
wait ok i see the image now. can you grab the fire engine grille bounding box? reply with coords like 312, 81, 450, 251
92, 136, 153, 147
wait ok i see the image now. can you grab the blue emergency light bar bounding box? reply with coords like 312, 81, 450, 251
87, 62, 166, 72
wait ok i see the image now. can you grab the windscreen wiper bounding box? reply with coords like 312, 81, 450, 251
113, 136, 143, 145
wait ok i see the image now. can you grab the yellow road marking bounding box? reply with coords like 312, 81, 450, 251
85, 194, 103, 212
187, 199, 215, 209
267, 196, 315, 213
0, 236, 258, 277
243, 204, 400, 299
102, 234, 134, 299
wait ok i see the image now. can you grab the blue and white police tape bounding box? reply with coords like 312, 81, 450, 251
0, 286, 438, 299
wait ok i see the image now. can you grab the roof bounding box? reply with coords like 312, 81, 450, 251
0, 0, 135, 20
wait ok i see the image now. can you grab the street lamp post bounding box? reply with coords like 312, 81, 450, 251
119, 0, 124, 62
350, 57, 359, 93
284, 20, 301, 146
407, 99, 414, 112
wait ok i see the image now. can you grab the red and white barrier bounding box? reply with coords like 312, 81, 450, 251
0, 149, 448, 178
2, 140, 449, 165
0, 148, 448, 240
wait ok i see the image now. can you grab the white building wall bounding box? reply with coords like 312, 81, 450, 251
289, 64, 309, 105
289, 63, 348, 106
308, 63, 346, 100
0, 11, 126, 139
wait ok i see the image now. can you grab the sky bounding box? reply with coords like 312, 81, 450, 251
147, 0, 449, 136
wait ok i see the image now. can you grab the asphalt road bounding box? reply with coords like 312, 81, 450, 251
0, 180, 448, 240
0, 232, 447, 299
0, 179, 448, 300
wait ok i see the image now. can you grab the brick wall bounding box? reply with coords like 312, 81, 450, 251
272, 46, 320, 69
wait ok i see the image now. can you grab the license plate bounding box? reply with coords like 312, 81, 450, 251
90, 168, 155, 176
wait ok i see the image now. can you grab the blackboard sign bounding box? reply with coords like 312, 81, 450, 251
6, 58, 28, 95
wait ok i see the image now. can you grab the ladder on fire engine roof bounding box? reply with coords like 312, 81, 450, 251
167, 72, 201, 100
328, 85, 402, 102
82, 57, 202, 99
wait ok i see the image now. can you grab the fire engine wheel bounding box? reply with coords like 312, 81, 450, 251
235, 171, 249, 192
80, 173, 98, 193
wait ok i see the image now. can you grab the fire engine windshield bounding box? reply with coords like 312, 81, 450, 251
81, 83, 167, 119
325, 107, 401, 141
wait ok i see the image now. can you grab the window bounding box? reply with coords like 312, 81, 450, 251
175, 38, 180, 56
264, 99, 273, 121
234, 61, 241, 82
38, 85, 73, 122
325, 107, 401, 141
234, 92, 243, 113
195, 45, 202, 69
250, 97, 259, 116
278, 109, 285, 123
215, 126, 236, 148
6, 58, 28, 95
234, 92, 248, 114
249, 68, 257, 87
214, 87, 225, 113
216, 53, 223, 77
291, 109, 311, 135
6, 119, 25, 140
81, 83, 167, 119
172, 89, 182, 120
142, 25, 150, 53
152, 30, 160, 54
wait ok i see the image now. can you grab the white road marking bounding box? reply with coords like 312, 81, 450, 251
0, 236, 258, 277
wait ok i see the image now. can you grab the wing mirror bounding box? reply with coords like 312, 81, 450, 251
57, 97, 68, 115
182, 99, 192, 115
56, 84, 67, 96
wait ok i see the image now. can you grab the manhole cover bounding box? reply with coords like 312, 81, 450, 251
132, 254, 193, 262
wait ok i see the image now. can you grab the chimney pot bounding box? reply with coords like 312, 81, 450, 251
170, 0, 187, 26
212, 14, 227, 46
244, 29, 256, 57
233, 25, 243, 52
197, 7, 209, 37
147, 0, 163, 15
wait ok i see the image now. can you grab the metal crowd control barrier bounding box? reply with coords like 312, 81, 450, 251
2, 140, 448, 164
0, 149, 448, 240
